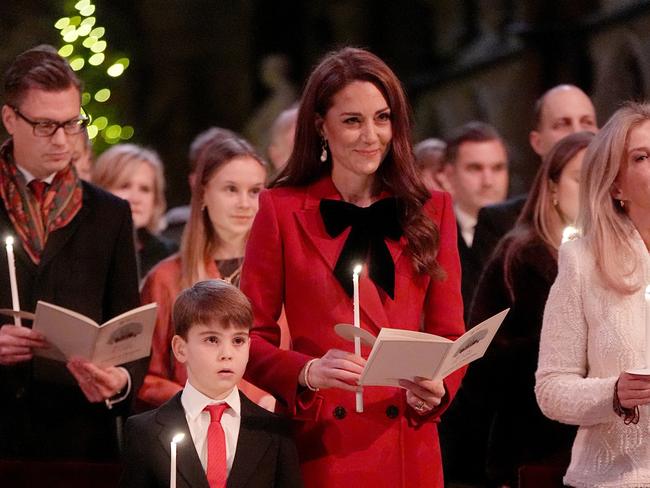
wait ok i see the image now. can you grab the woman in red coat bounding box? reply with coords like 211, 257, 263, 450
240, 47, 465, 487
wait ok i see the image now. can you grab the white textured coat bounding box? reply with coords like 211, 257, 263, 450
536, 233, 650, 488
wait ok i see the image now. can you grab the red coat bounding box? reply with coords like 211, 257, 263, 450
240, 176, 466, 487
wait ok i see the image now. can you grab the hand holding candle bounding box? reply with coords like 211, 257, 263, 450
5, 236, 21, 327
170, 432, 185, 488
353, 263, 363, 413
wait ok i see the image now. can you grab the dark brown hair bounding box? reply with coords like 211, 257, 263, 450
275, 47, 441, 277
4, 44, 82, 106
173, 279, 253, 339
443, 121, 504, 165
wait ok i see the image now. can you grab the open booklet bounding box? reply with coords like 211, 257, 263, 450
335, 308, 509, 387
25, 301, 158, 367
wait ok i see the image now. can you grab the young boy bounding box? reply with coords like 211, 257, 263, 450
119, 280, 303, 488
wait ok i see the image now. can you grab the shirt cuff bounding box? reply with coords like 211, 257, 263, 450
105, 366, 132, 410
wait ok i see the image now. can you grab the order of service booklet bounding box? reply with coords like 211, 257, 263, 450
30, 300, 158, 367
335, 308, 509, 387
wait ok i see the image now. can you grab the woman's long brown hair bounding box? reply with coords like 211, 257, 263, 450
275, 47, 441, 277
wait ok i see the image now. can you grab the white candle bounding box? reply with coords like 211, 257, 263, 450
645, 285, 650, 369
353, 263, 363, 413
5, 236, 21, 327
170, 433, 185, 488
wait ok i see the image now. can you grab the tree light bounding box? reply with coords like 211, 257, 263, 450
69, 58, 85, 71
94, 88, 111, 102
58, 45, 74, 57
88, 53, 105, 66
55, 17, 70, 29
107, 63, 125, 77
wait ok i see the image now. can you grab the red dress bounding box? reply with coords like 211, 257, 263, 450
240, 176, 466, 487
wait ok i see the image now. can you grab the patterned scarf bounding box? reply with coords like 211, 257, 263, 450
0, 140, 83, 264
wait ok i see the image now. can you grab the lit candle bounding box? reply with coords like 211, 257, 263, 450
5, 236, 21, 327
170, 432, 185, 488
645, 285, 650, 369
353, 263, 363, 413
561, 225, 577, 244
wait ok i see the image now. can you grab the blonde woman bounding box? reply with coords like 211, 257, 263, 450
536, 102, 650, 487
93, 143, 176, 277
137, 133, 270, 409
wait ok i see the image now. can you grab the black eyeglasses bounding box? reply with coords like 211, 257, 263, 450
10, 106, 89, 137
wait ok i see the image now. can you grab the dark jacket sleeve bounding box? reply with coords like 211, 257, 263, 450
119, 416, 156, 488
104, 196, 148, 414
275, 427, 304, 488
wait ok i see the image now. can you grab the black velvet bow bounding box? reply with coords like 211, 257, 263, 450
319, 197, 403, 299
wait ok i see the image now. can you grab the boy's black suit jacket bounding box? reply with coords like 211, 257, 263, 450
120, 390, 303, 488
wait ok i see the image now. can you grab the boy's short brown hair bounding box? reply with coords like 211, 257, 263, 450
173, 280, 253, 339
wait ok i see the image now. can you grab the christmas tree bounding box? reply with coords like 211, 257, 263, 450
54, 0, 134, 152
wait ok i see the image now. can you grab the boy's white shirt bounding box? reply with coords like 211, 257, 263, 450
181, 381, 241, 475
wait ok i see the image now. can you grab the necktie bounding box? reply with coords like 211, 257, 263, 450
204, 403, 229, 488
28, 180, 48, 210
319, 197, 403, 298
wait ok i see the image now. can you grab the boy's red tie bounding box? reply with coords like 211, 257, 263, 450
204, 403, 229, 488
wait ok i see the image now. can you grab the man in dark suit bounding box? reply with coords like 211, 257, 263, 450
473, 84, 598, 266
0, 45, 142, 461
120, 280, 302, 488
442, 122, 509, 323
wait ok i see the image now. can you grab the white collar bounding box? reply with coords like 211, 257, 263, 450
454, 205, 478, 247
181, 381, 241, 422
15, 163, 56, 185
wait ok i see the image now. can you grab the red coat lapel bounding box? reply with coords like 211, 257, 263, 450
293, 177, 391, 332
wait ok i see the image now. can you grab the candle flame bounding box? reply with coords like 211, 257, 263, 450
5, 236, 13, 246
353, 264, 362, 275
561, 226, 577, 244
171, 433, 185, 444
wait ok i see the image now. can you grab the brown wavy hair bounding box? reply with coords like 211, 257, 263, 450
274, 47, 441, 277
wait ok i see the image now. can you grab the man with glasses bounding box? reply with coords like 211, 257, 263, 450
0, 45, 142, 462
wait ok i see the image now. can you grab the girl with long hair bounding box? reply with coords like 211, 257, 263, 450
138, 133, 269, 409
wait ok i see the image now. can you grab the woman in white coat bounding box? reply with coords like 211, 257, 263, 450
536, 101, 650, 487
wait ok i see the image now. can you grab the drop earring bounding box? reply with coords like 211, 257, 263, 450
620, 199, 625, 208
320, 138, 328, 163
